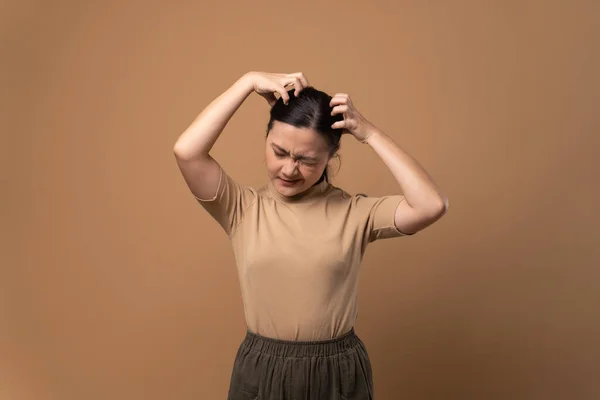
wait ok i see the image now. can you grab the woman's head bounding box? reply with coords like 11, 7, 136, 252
265, 86, 343, 197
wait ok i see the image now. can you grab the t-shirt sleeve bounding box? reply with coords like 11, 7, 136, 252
356, 193, 415, 242
193, 166, 257, 237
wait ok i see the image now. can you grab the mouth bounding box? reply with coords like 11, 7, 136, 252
279, 177, 301, 186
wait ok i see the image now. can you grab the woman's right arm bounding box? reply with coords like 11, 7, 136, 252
173, 73, 256, 201
173, 71, 306, 201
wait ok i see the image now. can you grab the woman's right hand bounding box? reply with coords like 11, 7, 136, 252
244, 71, 309, 106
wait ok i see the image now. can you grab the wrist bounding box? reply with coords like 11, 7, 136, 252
359, 123, 380, 144
236, 72, 256, 95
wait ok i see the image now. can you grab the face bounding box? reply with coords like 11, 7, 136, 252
266, 121, 332, 197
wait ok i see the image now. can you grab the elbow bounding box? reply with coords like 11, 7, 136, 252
173, 142, 184, 158
173, 143, 205, 161
426, 196, 449, 219
173, 141, 189, 159
440, 196, 449, 215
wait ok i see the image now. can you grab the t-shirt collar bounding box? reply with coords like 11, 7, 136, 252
266, 178, 330, 203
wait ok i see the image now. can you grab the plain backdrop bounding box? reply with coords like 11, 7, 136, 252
3, 1, 599, 399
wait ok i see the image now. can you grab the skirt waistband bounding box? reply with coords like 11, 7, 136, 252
241, 328, 361, 358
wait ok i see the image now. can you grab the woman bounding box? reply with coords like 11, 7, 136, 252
173, 71, 448, 400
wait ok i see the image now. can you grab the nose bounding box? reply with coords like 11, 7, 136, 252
281, 159, 299, 177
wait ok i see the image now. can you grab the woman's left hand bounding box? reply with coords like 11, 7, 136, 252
330, 93, 374, 143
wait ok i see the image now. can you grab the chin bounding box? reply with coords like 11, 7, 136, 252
280, 188, 299, 196
276, 178, 305, 194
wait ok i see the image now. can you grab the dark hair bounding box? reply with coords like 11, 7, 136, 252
266, 87, 343, 184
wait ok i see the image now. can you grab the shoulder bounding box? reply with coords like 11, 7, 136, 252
327, 184, 396, 212
255, 183, 277, 201
327, 184, 369, 203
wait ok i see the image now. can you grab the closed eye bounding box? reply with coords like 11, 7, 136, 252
274, 150, 318, 165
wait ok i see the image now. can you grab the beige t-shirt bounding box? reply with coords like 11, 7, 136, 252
196, 166, 412, 341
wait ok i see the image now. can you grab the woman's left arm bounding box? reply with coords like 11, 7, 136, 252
331, 93, 449, 235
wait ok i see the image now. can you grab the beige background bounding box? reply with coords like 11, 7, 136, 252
3, 1, 599, 399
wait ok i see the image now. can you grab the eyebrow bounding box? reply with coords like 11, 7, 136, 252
271, 144, 319, 162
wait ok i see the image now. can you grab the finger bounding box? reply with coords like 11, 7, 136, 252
329, 94, 349, 107
331, 120, 345, 130
276, 85, 290, 104
283, 77, 304, 98
282, 77, 298, 91
293, 77, 303, 97
331, 105, 349, 116
293, 72, 309, 87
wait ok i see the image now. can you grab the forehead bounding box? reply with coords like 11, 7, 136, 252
267, 121, 328, 154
